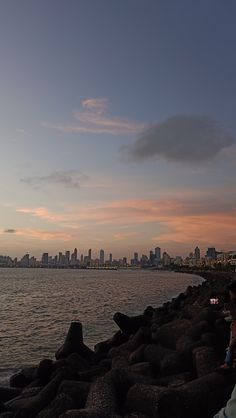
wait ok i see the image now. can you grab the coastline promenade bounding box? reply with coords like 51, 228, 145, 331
1, 271, 236, 417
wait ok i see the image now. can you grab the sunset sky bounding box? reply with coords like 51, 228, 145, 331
1, 0, 236, 259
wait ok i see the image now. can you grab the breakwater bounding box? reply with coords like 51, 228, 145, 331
1, 271, 236, 417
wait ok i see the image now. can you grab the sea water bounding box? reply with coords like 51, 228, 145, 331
0, 268, 203, 385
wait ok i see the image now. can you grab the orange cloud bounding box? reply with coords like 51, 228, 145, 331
155, 214, 236, 246
0, 228, 73, 241
17, 207, 79, 228
113, 231, 140, 241
81, 98, 108, 113
16, 229, 73, 241
15, 196, 236, 249
46, 98, 146, 135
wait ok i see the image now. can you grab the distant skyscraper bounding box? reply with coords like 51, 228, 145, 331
109, 253, 112, 265
194, 246, 200, 259
131, 252, 139, 267
58, 252, 63, 265
41, 252, 49, 265
123, 257, 127, 266
100, 249, 105, 265
149, 250, 153, 259
140, 254, 149, 266
155, 247, 161, 261
71, 248, 78, 265
88, 249, 92, 260
29, 256, 36, 267
149, 250, 155, 264
163, 251, 171, 267
21, 253, 30, 267
206, 247, 217, 260
65, 251, 70, 265
134, 252, 138, 262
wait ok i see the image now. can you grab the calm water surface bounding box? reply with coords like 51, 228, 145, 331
0, 268, 203, 384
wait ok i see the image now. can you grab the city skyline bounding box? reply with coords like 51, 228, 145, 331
1, 1, 236, 256
1, 243, 236, 270
1, 243, 235, 263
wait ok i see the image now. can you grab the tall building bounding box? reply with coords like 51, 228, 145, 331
100, 249, 105, 265
41, 252, 49, 266
206, 247, 217, 260
155, 247, 161, 261
194, 246, 200, 260
109, 253, 113, 265
65, 251, 70, 265
29, 256, 37, 267
88, 249, 92, 260
134, 253, 138, 263
162, 251, 171, 267
71, 248, 78, 265
58, 252, 63, 265
21, 253, 30, 267
140, 254, 149, 266
149, 250, 155, 264
123, 257, 127, 266
131, 252, 139, 267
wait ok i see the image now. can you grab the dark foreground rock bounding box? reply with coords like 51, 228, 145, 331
2, 271, 236, 417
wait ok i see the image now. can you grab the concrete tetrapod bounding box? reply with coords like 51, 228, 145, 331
127, 371, 227, 418
55, 322, 96, 364
58, 373, 121, 418
9, 370, 65, 417
36, 393, 75, 418
58, 381, 90, 408
113, 312, 150, 334
127, 383, 183, 418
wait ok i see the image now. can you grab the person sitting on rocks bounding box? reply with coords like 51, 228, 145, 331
221, 281, 236, 369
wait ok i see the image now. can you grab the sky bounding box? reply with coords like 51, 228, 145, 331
0, 0, 236, 260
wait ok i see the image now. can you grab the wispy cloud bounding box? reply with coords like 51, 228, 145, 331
126, 115, 235, 163
46, 98, 146, 135
21, 170, 88, 190
17, 207, 74, 224
71, 195, 236, 226
15, 190, 236, 248
113, 231, 140, 241
16, 128, 31, 137
17, 206, 80, 230
17, 191, 236, 227
0, 228, 73, 241
154, 214, 236, 246
18, 229, 73, 241
4, 229, 17, 233
81, 98, 108, 113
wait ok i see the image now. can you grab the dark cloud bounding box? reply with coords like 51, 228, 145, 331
21, 170, 88, 189
4, 229, 17, 233
127, 115, 234, 163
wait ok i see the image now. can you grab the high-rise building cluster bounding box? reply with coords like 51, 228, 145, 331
0, 245, 236, 269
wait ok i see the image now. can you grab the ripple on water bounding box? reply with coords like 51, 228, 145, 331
0, 268, 203, 384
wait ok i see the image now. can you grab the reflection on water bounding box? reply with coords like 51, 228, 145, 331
0, 268, 202, 383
